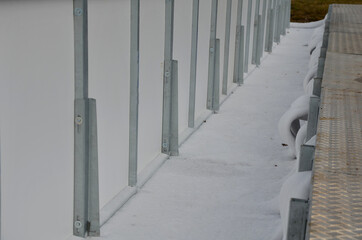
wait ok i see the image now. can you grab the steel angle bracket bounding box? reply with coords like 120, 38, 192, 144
298, 144, 316, 172
162, 60, 179, 156
306, 96, 320, 142
74, 98, 100, 237
287, 198, 310, 240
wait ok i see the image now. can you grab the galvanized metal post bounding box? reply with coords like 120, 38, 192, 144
222, 0, 233, 94
233, 0, 243, 84
313, 78, 322, 97
244, 0, 253, 73
275, 0, 282, 43
129, 0, 140, 187
298, 144, 315, 172
264, 0, 272, 51
251, 0, 261, 64
266, 7, 275, 52
73, 0, 100, 237
87, 99, 100, 236
207, 0, 218, 110
287, 198, 309, 240
213, 39, 221, 112
188, 0, 200, 128
162, 0, 179, 156
306, 96, 320, 142
259, 0, 267, 54
255, 14, 263, 66
234, 26, 245, 85
281, 0, 286, 36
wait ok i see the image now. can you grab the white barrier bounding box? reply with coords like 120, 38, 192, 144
0, 0, 289, 239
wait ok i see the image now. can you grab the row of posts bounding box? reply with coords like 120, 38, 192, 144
71, 0, 291, 237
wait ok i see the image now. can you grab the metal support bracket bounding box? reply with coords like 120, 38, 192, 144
287, 198, 309, 240
73, 0, 100, 237
244, 0, 253, 72
207, 39, 221, 112
74, 99, 100, 237
162, 60, 179, 156
313, 77, 322, 97
298, 144, 315, 172
256, 14, 263, 66
222, 0, 233, 94
207, 0, 219, 112
162, 0, 179, 156
129, 0, 140, 187
188, 0, 200, 128
306, 96, 320, 142
252, 0, 261, 64
316, 58, 325, 79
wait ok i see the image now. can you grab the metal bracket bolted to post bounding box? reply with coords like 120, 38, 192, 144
234, 25, 245, 85
298, 144, 315, 172
222, 0, 233, 94
73, 0, 100, 237
232, 0, 243, 84
287, 198, 309, 240
252, 0, 261, 65
306, 96, 320, 142
207, 39, 221, 112
162, 0, 179, 156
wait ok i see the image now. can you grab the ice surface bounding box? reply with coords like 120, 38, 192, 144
90, 28, 314, 240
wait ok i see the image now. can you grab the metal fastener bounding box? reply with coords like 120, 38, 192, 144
75, 116, 83, 125
74, 221, 82, 229
74, 8, 83, 16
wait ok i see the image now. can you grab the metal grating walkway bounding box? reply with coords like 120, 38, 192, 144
308, 4, 362, 240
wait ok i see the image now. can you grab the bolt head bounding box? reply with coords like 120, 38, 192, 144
74, 221, 82, 229
74, 8, 83, 16
75, 116, 83, 125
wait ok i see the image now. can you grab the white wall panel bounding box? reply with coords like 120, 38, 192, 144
138, 0, 165, 172
0, 1, 74, 240
88, 0, 130, 209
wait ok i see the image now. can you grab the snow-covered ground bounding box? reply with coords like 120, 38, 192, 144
91, 27, 313, 240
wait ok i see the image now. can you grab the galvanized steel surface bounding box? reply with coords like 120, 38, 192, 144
309, 4, 362, 239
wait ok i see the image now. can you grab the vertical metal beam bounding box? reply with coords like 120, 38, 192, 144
260, 0, 267, 51
275, 0, 282, 43
313, 78, 322, 97
306, 96, 320, 141
207, 0, 218, 110
266, 7, 275, 52
188, 0, 200, 128
287, 198, 309, 240
74, 99, 89, 237
298, 144, 315, 172
74, 0, 88, 100
87, 99, 100, 236
234, 25, 245, 85
264, 0, 272, 51
255, 14, 263, 66
244, 0, 253, 73
73, 0, 100, 237
233, 0, 243, 84
222, 0, 233, 94
129, 0, 140, 187
162, 0, 179, 156
213, 39, 221, 112
280, 0, 286, 36
251, 0, 261, 64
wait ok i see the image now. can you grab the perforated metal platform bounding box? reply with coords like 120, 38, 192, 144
308, 4, 362, 240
